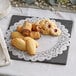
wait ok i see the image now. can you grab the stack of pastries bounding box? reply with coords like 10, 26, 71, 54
11, 19, 61, 56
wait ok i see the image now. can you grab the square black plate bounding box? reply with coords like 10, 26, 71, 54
7, 15, 73, 65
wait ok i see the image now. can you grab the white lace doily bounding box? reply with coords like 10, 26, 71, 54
5, 17, 70, 61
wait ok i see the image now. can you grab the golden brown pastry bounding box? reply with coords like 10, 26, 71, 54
39, 19, 57, 28
36, 19, 48, 35
10, 18, 62, 56
40, 28, 50, 35
23, 37, 39, 48
22, 21, 32, 36
49, 27, 61, 36
30, 31, 41, 39
11, 32, 24, 39
11, 38, 26, 51
32, 23, 41, 32
39, 19, 46, 27
26, 39, 36, 55
32, 23, 37, 31
17, 25, 23, 33
37, 19, 58, 35
47, 19, 57, 28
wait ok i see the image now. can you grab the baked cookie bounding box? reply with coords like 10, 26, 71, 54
40, 27, 50, 35
39, 19, 57, 28
38, 19, 51, 35
43, 19, 57, 27
49, 27, 61, 36
38, 19, 59, 35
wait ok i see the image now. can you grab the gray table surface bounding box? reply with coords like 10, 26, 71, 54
0, 7, 76, 76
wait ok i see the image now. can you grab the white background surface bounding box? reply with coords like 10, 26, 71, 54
0, 7, 76, 76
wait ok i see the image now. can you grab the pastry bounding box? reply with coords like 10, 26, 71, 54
10, 18, 62, 56
26, 39, 36, 55
23, 37, 39, 48
32, 23, 41, 32
41, 28, 50, 35
11, 38, 26, 51
32, 23, 37, 31
11, 32, 24, 39
17, 25, 23, 33
39, 19, 46, 27
38, 19, 58, 35
47, 19, 57, 28
30, 31, 41, 39
39, 21, 50, 35
49, 27, 61, 36
22, 21, 32, 36
39, 19, 57, 28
